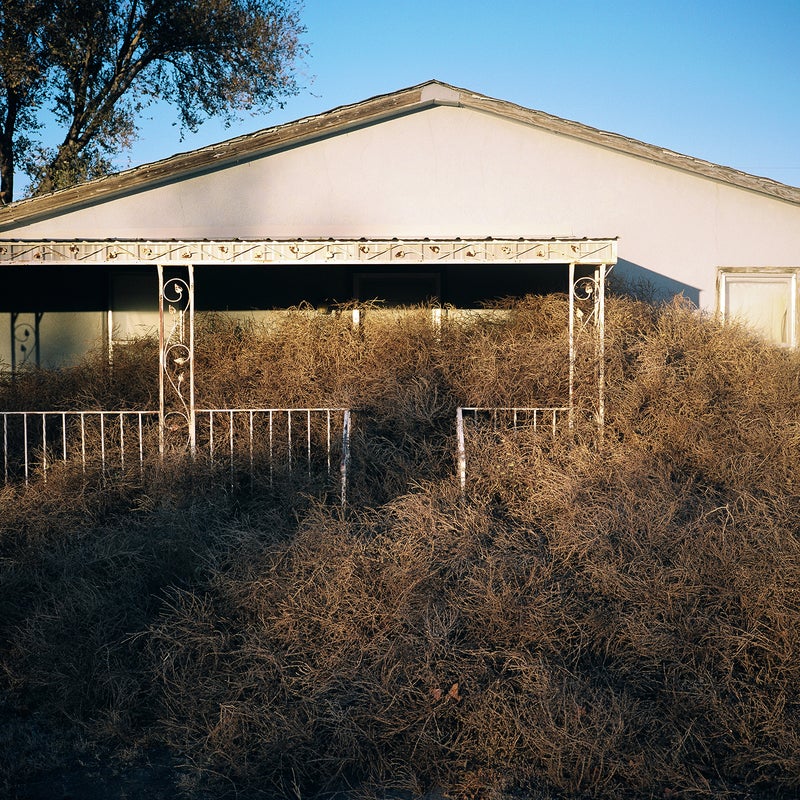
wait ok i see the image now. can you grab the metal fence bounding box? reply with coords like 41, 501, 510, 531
1, 408, 352, 503
455, 406, 569, 492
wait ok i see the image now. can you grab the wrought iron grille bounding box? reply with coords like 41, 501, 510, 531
455, 406, 569, 493
1, 407, 352, 503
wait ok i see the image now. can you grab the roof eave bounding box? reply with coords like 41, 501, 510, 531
2, 79, 798, 228
0, 80, 459, 228
457, 90, 800, 206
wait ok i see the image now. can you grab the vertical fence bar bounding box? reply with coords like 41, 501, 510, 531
209, 410, 215, 463
100, 413, 106, 477
307, 409, 312, 476
340, 409, 351, 507
23, 413, 29, 485
138, 412, 144, 476
327, 410, 332, 475
287, 410, 292, 472
229, 410, 234, 483
456, 407, 466, 495
119, 412, 125, 470
41, 414, 47, 483
269, 410, 274, 486
61, 412, 67, 463
80, 412, 86, 473
3, 414, 7, 485
249, 410, 254, 481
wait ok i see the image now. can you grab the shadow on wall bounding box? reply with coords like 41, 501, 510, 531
611, 259, 700, 306
1, 312, 104, 370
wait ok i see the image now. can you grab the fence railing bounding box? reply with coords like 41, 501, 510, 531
1, 408, 352, 503
455, 406, 569, 492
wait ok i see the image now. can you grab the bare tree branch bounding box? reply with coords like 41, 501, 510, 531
0, 0, 306, 200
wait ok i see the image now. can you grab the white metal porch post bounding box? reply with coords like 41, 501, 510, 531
568, 261, 576, 430
569, 261, 608, 435
597, 263, 607, 434
158, 264, 196, 457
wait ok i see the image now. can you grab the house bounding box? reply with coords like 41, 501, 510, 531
1, 79, 799, 372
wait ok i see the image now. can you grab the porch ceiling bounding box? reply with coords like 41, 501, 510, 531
0, 237, 617, 267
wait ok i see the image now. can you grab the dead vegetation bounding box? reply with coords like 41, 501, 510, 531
2, 295, 800, 799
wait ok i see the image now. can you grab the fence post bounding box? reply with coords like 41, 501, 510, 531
456, 406, 466, 495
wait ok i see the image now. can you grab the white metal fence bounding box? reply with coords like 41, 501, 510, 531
1, 408, 352, 503
455, 406, 569, 492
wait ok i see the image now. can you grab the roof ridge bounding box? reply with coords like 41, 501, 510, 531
2, 80, 798, 228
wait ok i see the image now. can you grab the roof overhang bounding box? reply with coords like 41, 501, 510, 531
0, 237, 617, 267
1, 79, 797, 233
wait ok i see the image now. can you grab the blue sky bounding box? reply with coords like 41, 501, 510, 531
53, 0, 800, 187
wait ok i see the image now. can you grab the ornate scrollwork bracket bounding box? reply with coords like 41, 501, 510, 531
158, 265, 195, 455
572, 275, 601, 331
568, 264, 609, 433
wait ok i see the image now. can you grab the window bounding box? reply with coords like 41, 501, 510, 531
719, 270, 798, 347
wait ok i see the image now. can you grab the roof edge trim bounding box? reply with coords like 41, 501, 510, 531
1, 78, 798, 229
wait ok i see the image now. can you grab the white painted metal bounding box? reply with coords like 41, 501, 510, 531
158, 264, 196, 455
597, 263, 607, 432
456, 407, 466, 492
340, 409, 352, 507
456, 406, 569, 493
568, 262, 576, 430
0, 237, 617, 267
1, 407, 352, 500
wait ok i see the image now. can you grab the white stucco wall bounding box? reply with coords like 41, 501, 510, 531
5, 104, 800, 311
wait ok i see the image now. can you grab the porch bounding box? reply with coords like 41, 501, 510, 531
0, 237, 616, 494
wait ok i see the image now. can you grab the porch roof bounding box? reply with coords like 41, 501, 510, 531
0, 237, 617, 267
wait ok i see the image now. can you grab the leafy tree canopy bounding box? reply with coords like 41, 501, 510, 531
0, 0, 306, 203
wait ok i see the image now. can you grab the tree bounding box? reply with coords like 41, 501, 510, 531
0, 0, 305, 204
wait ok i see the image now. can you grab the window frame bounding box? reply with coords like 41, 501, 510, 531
718, 267, 799, 348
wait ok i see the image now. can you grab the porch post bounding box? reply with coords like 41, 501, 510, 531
568, 261, 576, 430
158, 265, 165, 458
188, 265, 196, 455
597, 264, 607, 435
158, 264, 196, 457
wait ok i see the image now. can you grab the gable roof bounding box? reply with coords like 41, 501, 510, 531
2, 79, 799, 229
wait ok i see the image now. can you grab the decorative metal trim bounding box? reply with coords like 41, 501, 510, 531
568, 263, 610, 432
456, 406, 570, 493
158, 265, 195, 455
0, 237, 618, 267
1, 407, 351, 498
